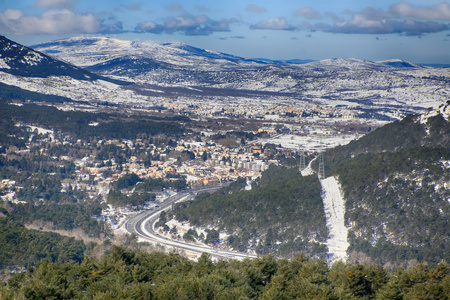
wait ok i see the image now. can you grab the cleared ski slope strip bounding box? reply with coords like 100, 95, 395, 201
301, 159, 349, 263
321, 176, 349, 263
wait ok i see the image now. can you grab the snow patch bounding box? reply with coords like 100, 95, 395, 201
420, 101, 450, 124
0, 59, 11, 69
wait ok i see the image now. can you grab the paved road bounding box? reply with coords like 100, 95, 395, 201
125, 187, 257, 260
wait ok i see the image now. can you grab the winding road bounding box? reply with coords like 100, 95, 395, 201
125, 187, 257, 260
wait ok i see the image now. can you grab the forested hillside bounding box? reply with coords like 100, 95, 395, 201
0, 99, 188, 141
0, 218, 85, 271
321, 104, 450, 175
172, 165, 328, 258
324, 102, 450, 265
1, 246, 449, 299
0, 97, 189, 248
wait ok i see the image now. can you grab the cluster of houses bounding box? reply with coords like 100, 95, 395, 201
73, 140, 287, 195
164, 101, 357, 121
1, 122, 306, 204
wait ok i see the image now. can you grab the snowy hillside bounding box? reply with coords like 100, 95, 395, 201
33, 36, 264, 71
32, 36, 449, 111
0, 35, 128, 85
323, 102, 450, 265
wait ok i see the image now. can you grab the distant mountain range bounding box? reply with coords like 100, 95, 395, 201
30, 36, 448, 113
32, 36, 428, 77
0, 35, 448, 118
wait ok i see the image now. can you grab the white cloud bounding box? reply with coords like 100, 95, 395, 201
319, 3, 450, 36
329, 13, 448, 35
251, 17, 296, 30
0, 9, 101, 35
135, 13, 237, 36
389, 2, 450, 21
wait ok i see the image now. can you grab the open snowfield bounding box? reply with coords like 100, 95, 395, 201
259, 133, 358, 152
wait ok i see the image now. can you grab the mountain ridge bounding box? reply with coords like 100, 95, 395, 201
29, 35, 448, 113
32, 36, 425, 71
0, 35, 130, 85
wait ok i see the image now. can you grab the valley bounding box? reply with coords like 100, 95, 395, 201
0, 34, 449, 273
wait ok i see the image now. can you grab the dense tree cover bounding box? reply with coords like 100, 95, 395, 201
211, 131, 264, 147
9, 201, 108, 238
316, 112, 450, 176
114, 173, 142, 190
0, 83, 74, 104
334, 147, 450, 266
0, 134, 108, 237
107, 173, 186, 208
135, 177, 188, 192
0, 97, 188, 238
0, 99, 187, 141
107, 190, 156, 208
0, 218, 85, 270
172, 165, 328, 258
306, 105, 450, 266
1, 246, 449, 299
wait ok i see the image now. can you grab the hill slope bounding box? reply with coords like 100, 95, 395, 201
172, 165, 328, 259
0, 35, 128, 85
326, 102, 450, 265
32, 36, 448, 111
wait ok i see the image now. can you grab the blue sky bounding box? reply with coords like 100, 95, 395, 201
1, 0, 450, 63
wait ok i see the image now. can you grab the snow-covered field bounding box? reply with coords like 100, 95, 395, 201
320, 176, 349, 263
259, 132, 359, 152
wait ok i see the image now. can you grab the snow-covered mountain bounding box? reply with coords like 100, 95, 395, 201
0, 35, 125, 84
0, 35, 448, 117
33, 36, 267, 71
32, 36, 449, 112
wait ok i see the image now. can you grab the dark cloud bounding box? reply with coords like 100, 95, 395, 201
135, 13, 238, 36
230, 35, 246, 39
98, 17, 125, 34
251, 17, 296, 30
247, 4, 266, 14
295, 7, 322, 20
135, 21, 165, 34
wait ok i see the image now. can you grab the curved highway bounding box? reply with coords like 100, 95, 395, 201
125, 187, 257, 260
